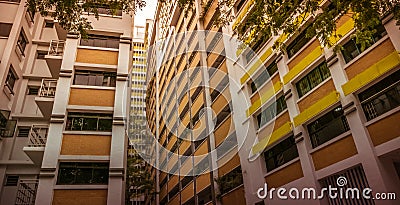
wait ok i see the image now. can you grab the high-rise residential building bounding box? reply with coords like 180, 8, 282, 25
146, 0, 400, 205
0, 1, 133, 205
128, 20, 153, 205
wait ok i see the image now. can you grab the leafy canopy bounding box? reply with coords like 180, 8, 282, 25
232, 0, 400, 50
27, 0, 146, 37
178, 0, 400, 51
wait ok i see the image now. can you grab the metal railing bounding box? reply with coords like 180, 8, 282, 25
48, 40, 65, 56
38, 79, 57, 97
15, 179, 39, 205
27, 125, 48, 147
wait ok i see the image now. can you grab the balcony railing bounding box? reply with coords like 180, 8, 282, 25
39, 79, 57, 97
15, 179, 39, 205
27, 125, 48, 147
48, 40, 65, 56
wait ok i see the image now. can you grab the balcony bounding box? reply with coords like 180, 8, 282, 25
45, 40, 65, 78
35, 79, 57, 119
23, 125, 48, 165
15, 179, 39, 205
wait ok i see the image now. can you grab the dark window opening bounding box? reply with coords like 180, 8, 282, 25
66, 112, 113, 132
0, 23, 13, 37
80, 34, 120, 49
5, 175, 19, 186
74, 70, 116, 87
341, 24, 387, 63
264, 135, 298, 172
57, 162, 109, 185
359, 69, 400, 121
218, 166, 243, 195
17, 30, 28, 53
5, 66, 17, 92
287, 25, 313, 59
17, 127, 31, 137
250, 61, 278, 93
44, 21, 54, 28
256, 95, 287, 128
28, 87, 39, 95
296, 62, 330, 98
307, 106, 350, 148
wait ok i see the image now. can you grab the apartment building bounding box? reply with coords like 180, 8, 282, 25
0, 1, 133, 204
146, 0, 245, 205
146, 0, 400, 205
127, 21, 153, 205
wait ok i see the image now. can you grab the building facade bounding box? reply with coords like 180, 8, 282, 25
146, 0, 400, 205
0, 1, 133, 204
128, 20, 153, 205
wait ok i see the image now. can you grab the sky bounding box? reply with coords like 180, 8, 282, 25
134, 0, 157, 26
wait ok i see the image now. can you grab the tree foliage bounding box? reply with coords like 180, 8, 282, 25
27, 0, 146, 37
177, 0, 400, 51
233, 0, 400, 51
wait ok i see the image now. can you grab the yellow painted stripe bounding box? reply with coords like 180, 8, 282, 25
329, 18, 355, 44
293, 91, 340, 127
252, 122, 293, 154
232, 0, 255, 30
246, 81, 283, 117
240, 47, 274, 84
283, 46, 323, 84
342, 51, 400, 96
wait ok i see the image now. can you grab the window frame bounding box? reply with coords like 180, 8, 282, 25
264, 135, 299, 172
65, 112, 113, 132
0, 23, 13, 37
5, 66, 17, 93
17, 30, 28, 54
307, 106, 350, 148
73, 70, 117, 87
56, 162, 109, 185
341, 24, 387, 64
256, 95, 287, 129
295, 62, 330, 98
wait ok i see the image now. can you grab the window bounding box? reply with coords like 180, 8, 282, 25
264, 135, 298, 172
287, 25, 313, 59
44, 21, 54, 28
5, 175, 19, 186
307, 106, 350, 148
250, 61, 278, 93
359, 69, 400, 121
296, 62, 330, 98
17, 30, 28, 53
216, 132, 238, 159
57, 162, 109, 185
256, 95, 287, 128
0, 110, 16, 138
341, 24, 387, 63
181, 176, 192, 189
27, 87, 39, 95
210, 75, 229, 102
0, 23, 13, 37
66, 112, 113, 131
80, 34, 120, 49
217, 166, 243, 195
17, 127, 30, 137
36, 51, 47, 59
74, 70, 116, 87
5, 66, 17, 92
84, 4, 122, 16
214, 104, 231, 127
